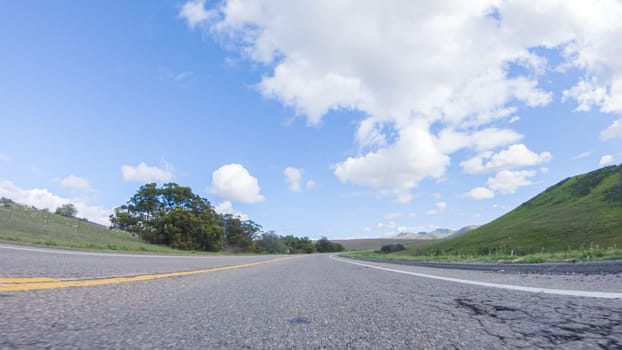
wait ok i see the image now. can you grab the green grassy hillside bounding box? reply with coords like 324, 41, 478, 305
409, 165, 622, 256
331, 238, 423, 251
0, 201, 176, 252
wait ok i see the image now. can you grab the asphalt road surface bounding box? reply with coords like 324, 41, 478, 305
354, 257, 622, 275
2, 243, 622, 349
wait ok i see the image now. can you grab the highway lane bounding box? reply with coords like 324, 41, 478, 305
2, 245, 622, 349
0, 243, 287, 279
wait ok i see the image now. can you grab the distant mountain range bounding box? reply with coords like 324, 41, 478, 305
394, 225, 478, 240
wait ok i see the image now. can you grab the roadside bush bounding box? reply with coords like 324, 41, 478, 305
380, 244, 405, 253
1, 197, 13, 207
315, 237, 345, 253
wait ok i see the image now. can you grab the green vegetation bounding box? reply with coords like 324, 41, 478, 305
380, 243, 405, 253
331, 238, 423, 251
255, 231, 287, 253
0, 199, 177, 252
315, 237, 345, 253
222, 214, 262, 252
348, 165, 622, 263
282, 235, 316, 253
0, 185, 344, 255
255, 232, 316, 254
15, 165, 620, 260
110, 183, 225, 251
407, 165, 622, 257
342, 246, 622, 263
109, 182, 342, 253
55, 203, 77, 218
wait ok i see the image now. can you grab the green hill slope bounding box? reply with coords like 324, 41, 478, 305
410, 165, 622, 256
0, 200, 176, 252
331, 238, 424, 251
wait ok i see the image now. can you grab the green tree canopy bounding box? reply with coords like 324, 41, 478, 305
256, 231, 288, 254
55, 203, 77, 218
282, 235, 316, 254
109, 183, 224, 251
223, 214, 261, 252
315, 237, 345, 253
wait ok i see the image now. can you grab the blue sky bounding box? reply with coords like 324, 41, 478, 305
1, 1, 621, 239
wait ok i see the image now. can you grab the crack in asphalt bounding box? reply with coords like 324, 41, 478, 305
454, 296, 622, 348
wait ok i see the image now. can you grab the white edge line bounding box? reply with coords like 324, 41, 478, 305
0, 244, 261, 259
330, 255, 622, 299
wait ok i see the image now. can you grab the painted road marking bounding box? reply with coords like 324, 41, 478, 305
0, 257, 293, 292
330, 255, 622, 299
0, 277, 60, 284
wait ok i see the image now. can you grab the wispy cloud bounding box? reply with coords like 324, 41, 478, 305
59, 175, 94, 193
426, 201, 447, 216
158, 67, 194, 85
573, 151, 591, 159
599, 154, 615, 166
284, 166, 316, 192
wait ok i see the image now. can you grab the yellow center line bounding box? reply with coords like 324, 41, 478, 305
0, 257, 294, 292
0, 277, 61, 284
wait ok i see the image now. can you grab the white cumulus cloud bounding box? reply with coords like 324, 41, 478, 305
121, 162, 174, 183
461, 144, 552, 174
334, 122, 449, 203
210, 163, 265, 204
184, 0, 622, 200
465, 187, 495, 200
487, 170, 536, 194
437, 128, 523, 154
563, 79, 610, 112
207, 1, 553, 126
0, 181, 111, 225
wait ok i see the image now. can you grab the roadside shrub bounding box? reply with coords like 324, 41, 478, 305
1, 197, 13, 207
315, 237, 345, 253
380, 244, 405, 253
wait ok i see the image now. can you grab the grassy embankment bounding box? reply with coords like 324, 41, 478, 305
0, 202, 180, 253
331, 238, 423, 251
343, 165, 622, 263
341, 246, 622, 263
